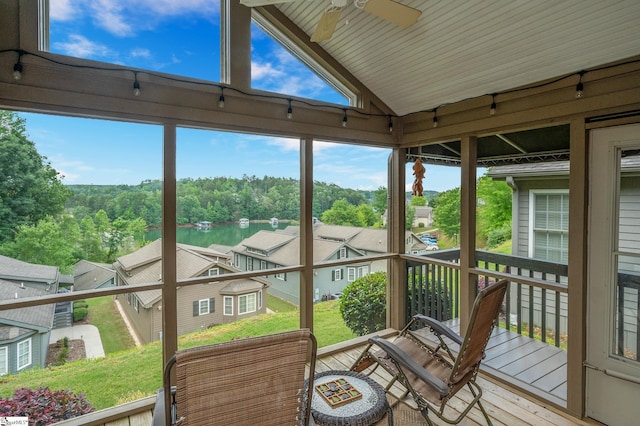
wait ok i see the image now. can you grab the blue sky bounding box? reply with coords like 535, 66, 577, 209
21, 0, 461, 192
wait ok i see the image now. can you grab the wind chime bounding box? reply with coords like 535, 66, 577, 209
412, 158, 425, 197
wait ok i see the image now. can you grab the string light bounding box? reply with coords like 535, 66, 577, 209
132, 72, 141, 96
287, 98, 293, 119
4, 48, 638, 128
12, 51, 23, 80
218, 87, 225, 108
575, 71, 585, 98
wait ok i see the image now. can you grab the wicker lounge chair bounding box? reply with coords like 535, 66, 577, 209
153, 329, 317, 426
351, 279, 509, 425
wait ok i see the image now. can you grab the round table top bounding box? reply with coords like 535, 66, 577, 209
310, 370, 391, 426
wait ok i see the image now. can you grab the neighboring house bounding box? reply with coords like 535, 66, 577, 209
231, 225, 427, 305
0, 255, 61, 374
488, 157, 640, 348
382, 205, 434, 228
115, 239, 268, 344
73, 260, 116, 291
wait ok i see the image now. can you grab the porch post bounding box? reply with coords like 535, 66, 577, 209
459, 135, 477, 335
221, 0, 251, 90
567, 118, 588, 417
388, 148, 407, 330
162, 124, 178, 367
299, 137, 314, 330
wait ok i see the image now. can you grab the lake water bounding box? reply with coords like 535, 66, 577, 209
145, 221, 292, 248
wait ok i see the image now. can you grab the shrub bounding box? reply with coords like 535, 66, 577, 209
73, 300, 88, 309
73, 307, 88, 322
0, 386, 94, 425
339, 272, 387, 336
486, 223, 511, 248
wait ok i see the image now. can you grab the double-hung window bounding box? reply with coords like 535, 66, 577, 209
17, 338, 31, 371
530, 190, 569, 263
238, 293, 256, 315
223, 296, 233, 316
0, 346, 7, 375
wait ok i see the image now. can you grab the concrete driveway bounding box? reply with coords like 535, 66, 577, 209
49, 324, 105, 359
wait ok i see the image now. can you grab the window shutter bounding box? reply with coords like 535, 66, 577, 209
209, 297, 215, 312
331, 270, 335, 281
193, 301, 199, 316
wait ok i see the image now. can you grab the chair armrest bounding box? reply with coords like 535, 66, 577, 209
412, 314, 463, 345
369, 336, 449, 396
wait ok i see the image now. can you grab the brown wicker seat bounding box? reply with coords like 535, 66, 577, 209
153, 329, 317, 426
351, 279, 508, 426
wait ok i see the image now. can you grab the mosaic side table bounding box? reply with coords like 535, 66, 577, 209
310, 370, 392, 426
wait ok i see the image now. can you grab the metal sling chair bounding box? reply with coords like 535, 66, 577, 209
351, 279, 508, 426
152, 329, 317, 426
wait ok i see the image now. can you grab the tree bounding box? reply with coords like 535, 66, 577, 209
321, 199, 364, 226
372, 187, 388, 217
339, 272, 387, 336
0, 111, 70, 243
477, 174, 512, 239
432, 188, 461, 238
1, 216, 79, 274
410, 195, 427, 206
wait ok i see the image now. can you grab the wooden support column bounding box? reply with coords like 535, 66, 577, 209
459, 135, 477, 335
388, 148, 406, 330
162, 124, 177, 366
299, 137, 314, 330
221, 0, 251, 90
566, 118, 588, 417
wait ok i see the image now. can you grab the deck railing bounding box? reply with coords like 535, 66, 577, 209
405, 249, 569, 348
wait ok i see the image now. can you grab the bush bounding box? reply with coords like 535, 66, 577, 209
486, 223, 511, 248
73, 300, 88, 309
339, 272, 387, 336
73, 307, 88, 322
0, 386, 94, 425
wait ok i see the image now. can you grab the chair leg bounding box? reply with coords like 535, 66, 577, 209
466, 382, 493, 426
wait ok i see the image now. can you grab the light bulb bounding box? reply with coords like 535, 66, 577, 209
133, 80, 141, 96
218, 94, 225, 108
433, 116, 439, 128
575, 82, 583, 99
490, 102, 496, 115
287, 107, 293, 120
12, 62, 22, 80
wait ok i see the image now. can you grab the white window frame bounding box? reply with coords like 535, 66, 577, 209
275, 265, 285, 281
338, 247, 347, 259
260, 260, 267, 270
0, 346, 7, 375
347, 267, 356, 282
17, 338, 32, 371
208, 268, 219, 277
133, 296, 139, 312
199, 299, 210, 315
238, 293, 257, 315
258, 290, 262, 309
333, 268, 343, 281
529, 189, 569, 262
223, 296, 233, 316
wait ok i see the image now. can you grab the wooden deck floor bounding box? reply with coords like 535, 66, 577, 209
59, 327, 589, 426
412, 319, 568, 407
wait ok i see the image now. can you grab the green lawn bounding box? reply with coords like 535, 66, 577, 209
85, 296, 135, 354
0, 300, 355, 410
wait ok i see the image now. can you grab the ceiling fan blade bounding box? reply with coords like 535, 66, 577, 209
363, 0, 422, 28
240, 0, 298, 6
311, 8, 343, 42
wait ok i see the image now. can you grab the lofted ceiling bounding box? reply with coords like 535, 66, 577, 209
257, 0, 640, 117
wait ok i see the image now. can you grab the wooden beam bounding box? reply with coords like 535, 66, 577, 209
388, 148, 406, 330
566, 118, 588, 417
299, 137, 314, 330
459, 135, 477, 335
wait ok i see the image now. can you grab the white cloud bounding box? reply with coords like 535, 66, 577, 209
49, 0, 77, 21
130, 48, 151, 58
251, 61, 285, 80
52, 34, 115, 59
90, 0, 134, 37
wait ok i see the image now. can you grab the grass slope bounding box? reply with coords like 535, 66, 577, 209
0, 300, 355, 410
